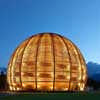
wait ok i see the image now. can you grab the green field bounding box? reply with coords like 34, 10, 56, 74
0, 92, 100, 100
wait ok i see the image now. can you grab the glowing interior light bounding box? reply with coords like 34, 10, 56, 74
83, 70, 86, 74
13, 87, 16, 91
10, 86, 12, 90
78, 76, 81, 80
64, 88, 68, 91
50, 87, 53, 90
83, 75, 86, 80
78, 83, 81, 86
22, 84, 26, 87
78, 67, 81, 70
37, 85, 40, 88
17, 88, 20, 91
21, 72, 24, 75
7, 33, 87, 91
13, 83, 16, 86
67, 76, 70, 79
80, 87, 84, 91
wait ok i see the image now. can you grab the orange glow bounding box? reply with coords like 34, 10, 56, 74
7, 33, 87, 91
78, 83, 81, 86
80, 87, 84, 91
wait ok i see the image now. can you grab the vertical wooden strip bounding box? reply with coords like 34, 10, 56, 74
51, 34, 56, 91
35, 34, 43, 90
61, 37, 72, 91
19, 36, 33, 90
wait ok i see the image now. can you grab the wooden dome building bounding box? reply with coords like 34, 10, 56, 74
7, 33, 87, 91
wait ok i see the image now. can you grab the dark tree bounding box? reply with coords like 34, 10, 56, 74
87, 78, 100, 90
0, 71, 7, 90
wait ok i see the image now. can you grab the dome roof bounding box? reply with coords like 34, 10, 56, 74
7, 33, 87, 91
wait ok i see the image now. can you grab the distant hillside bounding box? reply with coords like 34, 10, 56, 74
87, 62, 100, 81
91, 73, 100, 82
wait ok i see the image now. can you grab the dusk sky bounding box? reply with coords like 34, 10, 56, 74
0, 0, 100, 68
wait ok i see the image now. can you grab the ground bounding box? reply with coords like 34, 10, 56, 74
0, 92, 100, 100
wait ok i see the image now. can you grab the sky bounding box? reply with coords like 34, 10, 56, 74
0, 0, 100, 68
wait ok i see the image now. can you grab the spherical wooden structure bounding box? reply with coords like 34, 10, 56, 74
7, 33, 87, 91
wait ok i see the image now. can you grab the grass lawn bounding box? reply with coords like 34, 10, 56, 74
0, 92, 100, 100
